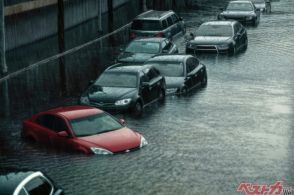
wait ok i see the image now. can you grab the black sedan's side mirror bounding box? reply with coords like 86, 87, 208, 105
119, 119, 126, 126
179, 17, 183, 21
57, 131, 69, 138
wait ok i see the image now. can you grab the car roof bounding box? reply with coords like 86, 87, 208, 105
0, 169, 35, 194
45, 105, 103, 120
107, 65, 153, 73
132, 37, 166, 43
135, 10, 174, 20
201, 20, 236, 26
230, 0, 253, 4
146, 54, 192, 63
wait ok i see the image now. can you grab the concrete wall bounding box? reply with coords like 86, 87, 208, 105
4, 0, 133, 50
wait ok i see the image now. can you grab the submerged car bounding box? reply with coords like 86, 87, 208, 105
130, 10, 186, 39
186, 21, 248, 55
80, 65, 166, 116
117, 38, 178, 64
145, 54, 207, 95
218, 0, 261, 25
251, 0, 271, 13
0, 169, 64, 195
22, 106, 148, 155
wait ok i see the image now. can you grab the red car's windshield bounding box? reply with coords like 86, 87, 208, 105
70, 113, 123, 137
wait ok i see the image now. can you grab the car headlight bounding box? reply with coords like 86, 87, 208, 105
115, 98, 131, 106
140, 136, 148, 148
80, 96, 90, 104
90, 147, 113, 155
246, 16, 253, 20
218, 44, 229, 49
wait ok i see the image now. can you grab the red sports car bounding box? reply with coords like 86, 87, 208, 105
22, 105, 148, 155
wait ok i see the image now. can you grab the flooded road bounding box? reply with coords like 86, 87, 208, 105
1, 0, 294, 194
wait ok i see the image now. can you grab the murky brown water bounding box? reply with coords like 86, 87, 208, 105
1, 0, 294, 194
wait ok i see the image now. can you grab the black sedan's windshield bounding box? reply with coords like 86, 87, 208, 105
95, 72, 138, 88
196, 25, 233, 37
149, 62, 184, 77
125, 41, 160, 54
227, 2, 254, 11
70, 113, 123, 137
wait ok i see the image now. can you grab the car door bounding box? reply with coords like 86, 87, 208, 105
166, 16, 176, 38
145, 68, 162, 101
139, 73, 152, 104
162, 39, 177, 54
233, 23, 242, 50
34, 114, 56, 144
50, 116, 73, 151
185, 57, 200, 89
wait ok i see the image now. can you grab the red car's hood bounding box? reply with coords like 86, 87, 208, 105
78, 128, 141, 153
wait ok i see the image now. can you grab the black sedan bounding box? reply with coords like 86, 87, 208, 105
80, 65, 166, 116
186, 21, 248, 55
218, 0, 261, 26
0, 168, 64, 195
145, 55, 207, 95
186, 21, 248, 54
117, 38, 178, 64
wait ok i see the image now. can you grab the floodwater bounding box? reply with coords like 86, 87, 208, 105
1, 0, 294, 194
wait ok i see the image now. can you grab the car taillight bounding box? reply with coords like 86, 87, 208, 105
130, 32, 137, 39
155, 32, 164, 37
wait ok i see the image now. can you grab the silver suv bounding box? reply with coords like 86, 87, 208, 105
130, 10, 186, 39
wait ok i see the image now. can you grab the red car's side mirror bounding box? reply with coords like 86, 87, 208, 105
119, 119, 126, 126
57, 131, 69, 138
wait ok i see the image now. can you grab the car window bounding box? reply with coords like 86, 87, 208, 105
131, 20, 162, 31
52, 117, 68, 132
162, 20, 168, 29
24, 176, 52, 195
161, 40, 167, 51
167, 16, 173, 27
36, 115, 55, 130
186, 57, 198, 73
162, 40, 172, 52
171, 14, 179, 23
36, 115, 68, 132
146, 68, 158, 81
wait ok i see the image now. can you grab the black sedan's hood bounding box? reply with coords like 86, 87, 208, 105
87, 87, 137, 103
118, 52, 156, 63
221, 10, 255, 17
191, 36, 232, 45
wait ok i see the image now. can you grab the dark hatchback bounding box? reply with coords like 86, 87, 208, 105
117, 38, 178, 64
218, 0, 261, 26
186, 21, 247, 55
130, 10, 186, 39
80, 65, 166, 116
0, 169, 64, 195
145, 55, 207, 95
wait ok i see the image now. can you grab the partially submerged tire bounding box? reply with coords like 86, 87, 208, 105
158, 89, 165, 103
228, 45, 236, 55
132, 101, 143, 117
201, 72, 208, 88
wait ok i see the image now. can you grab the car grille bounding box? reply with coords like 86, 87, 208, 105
91, 102, 115, 107
196, 45, 217, 50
